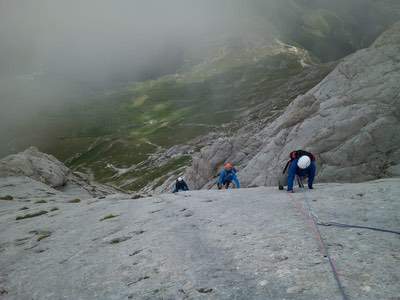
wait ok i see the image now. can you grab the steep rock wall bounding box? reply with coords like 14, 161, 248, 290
186, 22, 400, 189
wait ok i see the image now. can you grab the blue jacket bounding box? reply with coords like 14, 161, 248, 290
287, 160, 316, 191
218, 169, 240, 188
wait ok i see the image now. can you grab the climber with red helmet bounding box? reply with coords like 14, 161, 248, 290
217, 162, 240, 189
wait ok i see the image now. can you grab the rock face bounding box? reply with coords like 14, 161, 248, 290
0, 147, 70, 188
0, 147, 119, 197
185, 22, 400, 189
1, 177, 399, 299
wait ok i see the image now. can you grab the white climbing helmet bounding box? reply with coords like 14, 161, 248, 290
177, 177, 183, 182
297, 155, 311, 169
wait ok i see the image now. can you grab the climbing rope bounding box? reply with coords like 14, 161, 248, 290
288, 192, 350, 300
299, 194, 400, 236
316, 221, 400, 235
286, 183, 400, 299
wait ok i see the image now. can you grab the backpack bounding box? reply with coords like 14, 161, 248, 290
282, 150, 315, 174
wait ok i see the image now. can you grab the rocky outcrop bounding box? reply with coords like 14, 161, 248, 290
0, 147, 69, 187
0, 147, 119, 197
186, 22, 400, 189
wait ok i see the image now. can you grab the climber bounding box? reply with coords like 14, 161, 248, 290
217, 162, 240, 189
172, 177, 189, 193
278, 150, 316, 193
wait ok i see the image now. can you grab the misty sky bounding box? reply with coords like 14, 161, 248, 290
0, 0, 264, 83
0, 0, 274, 151
1, 0, 399, 84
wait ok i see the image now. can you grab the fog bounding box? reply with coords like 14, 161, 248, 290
2, 1, 263, 82
0, 0, 399, 156
0, 0, 274, 155
1, 0, 397, 97
0, 0, 272, 114
0, 0, 266, 82
1, 0, 397, 88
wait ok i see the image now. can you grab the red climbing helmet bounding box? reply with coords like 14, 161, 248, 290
224, 162, 233, 170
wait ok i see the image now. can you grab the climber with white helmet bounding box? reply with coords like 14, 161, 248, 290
278, 150, 316, 193
172, 177, 189, 193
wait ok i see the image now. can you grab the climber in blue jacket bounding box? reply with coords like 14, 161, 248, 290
217, 162, 240, 189
287, 157, 316, 192
279, 150, 316, 192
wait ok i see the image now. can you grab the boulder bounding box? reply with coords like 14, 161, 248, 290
0, 147, 69, 187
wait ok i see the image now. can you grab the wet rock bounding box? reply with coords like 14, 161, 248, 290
67, 198, 81, 203
14, 237, 31, 246
131, 230, 145, 235
100, 214, 119, 221
16, 210, 48, 220
197, 288, 213, 294
273, 255, 289, 262
109, 236, 132, 244
34, 200, 47, 204
183, 211, 194, 217
127, 276, 150, 286
36, 231, 52, 242
129, 249, 143, 256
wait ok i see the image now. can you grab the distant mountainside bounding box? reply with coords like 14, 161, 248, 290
184, 21, 400, 190
38, 42, 335, 192
265, 0, 400, 61
1, 1, 399, 192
